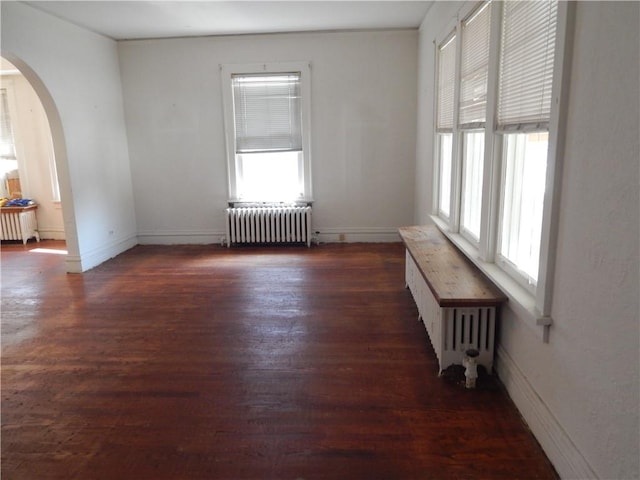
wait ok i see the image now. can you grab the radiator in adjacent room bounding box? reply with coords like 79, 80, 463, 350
225, 206, 312, 247
1, 205, 40, 245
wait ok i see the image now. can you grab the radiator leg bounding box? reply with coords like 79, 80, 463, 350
463, 349, 479, 389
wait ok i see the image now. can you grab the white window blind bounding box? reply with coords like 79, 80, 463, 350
0, 88, 16, 160
497, 0, 557, 129
436, 34, 457, 131
459, 2, 491, 128
232, 73, 302, 153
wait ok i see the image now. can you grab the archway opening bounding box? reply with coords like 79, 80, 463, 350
0, 54, 78, 270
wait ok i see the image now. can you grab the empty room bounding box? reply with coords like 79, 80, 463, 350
1, 1, 638, 479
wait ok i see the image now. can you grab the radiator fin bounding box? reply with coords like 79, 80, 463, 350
405, 253, 497, 374
226, 206, 312, 247
1, 209, 40, 244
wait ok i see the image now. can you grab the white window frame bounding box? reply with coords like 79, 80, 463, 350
459, 129, 485, 243
457, 1, 492, 247
431, 1, 573, 338
221, 62, 313, 204
433, 27, 458, 222
436, 131, 454, 219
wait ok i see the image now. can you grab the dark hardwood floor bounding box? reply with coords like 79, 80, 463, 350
1, 240, 557, 479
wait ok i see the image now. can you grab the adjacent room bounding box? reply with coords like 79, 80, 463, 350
1, 1, 638, 479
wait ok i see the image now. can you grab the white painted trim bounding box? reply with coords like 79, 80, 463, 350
535, 1, 574, 319
431, 39, 441, 217
496, 346, 597, 480
479, 1, 502, 263
36, 228, 65, 240
434, 14, 458, 48
64, 254, 83, 273
137, 230, 226, 245
137, 227, 399, 246
315, 227, 400, 244
69, 234, 138, 272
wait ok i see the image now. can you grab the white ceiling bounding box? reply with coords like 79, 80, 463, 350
24, 1, 433, 41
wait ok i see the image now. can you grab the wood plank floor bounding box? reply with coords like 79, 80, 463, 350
1, 240, 557, 479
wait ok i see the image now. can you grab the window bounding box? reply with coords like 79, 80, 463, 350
432, 0, 568, 317
0, 87, 18, 197
435, 34, 456, 219
498, 132, 548, 285
0, 88, 16, 161
496, 0, 557, 290
460, 130, 484, 240
221, 63, 312, 203
458, 2, 491, 242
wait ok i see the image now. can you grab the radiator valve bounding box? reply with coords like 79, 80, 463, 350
463, 349, 479, 389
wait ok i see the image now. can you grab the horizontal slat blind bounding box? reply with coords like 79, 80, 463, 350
459, 2, 491, 128
436, 34, 457, 131
497, 0, 558, 129
232, 73, 302, 153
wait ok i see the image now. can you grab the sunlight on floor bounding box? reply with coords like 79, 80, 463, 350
30, 248, 67, 255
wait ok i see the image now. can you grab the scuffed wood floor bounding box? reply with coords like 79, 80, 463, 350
1, 240, 557, 479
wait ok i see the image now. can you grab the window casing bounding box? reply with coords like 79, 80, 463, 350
458, 2, 491, 243
432, 0, 570, 323
435, 34, 456, 220
221, 62, 312, 203
437, 132, 453, 218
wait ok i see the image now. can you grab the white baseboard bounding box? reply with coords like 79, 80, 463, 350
37, 228, 65, 240
315, 227, 400, 244
137, 230, 226, 246
496, 346, 597, 479
65, 233, 138, 273
64, 254, 83, 273
136, 227, 401, 246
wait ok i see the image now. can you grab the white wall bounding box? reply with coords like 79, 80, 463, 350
1, 2, 136, 271
118, 30, 418, 244
1, 70, 65, 239
417, 2, 640, 479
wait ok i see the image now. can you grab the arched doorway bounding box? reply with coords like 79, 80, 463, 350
0, 54, 80, 271
1, 57, 64, 239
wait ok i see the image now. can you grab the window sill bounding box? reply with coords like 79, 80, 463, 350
229, 200, 313, 208
429, 215, 539, 328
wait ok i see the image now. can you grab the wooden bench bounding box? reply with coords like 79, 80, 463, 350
399, 225, 507, 375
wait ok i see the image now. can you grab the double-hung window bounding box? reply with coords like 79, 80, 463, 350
432, 0, 569, 322
221, 62, 312, 204
459, 2, 491, 243
435, 34, 456, 219
496, 0, 558, 288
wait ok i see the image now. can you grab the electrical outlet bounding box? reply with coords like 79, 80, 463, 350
339, 233, 345, 241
